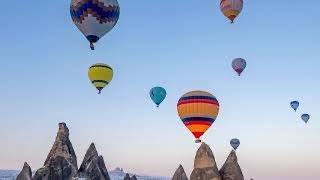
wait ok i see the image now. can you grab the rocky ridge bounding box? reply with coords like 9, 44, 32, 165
174, 143, 244, 180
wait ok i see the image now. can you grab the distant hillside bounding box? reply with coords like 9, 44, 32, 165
0, 170, 19, 180
0, 169, 170, 180
109, 167, 170, 180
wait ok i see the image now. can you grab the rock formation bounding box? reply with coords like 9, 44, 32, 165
78, 143, 110, 180
190, 143, 222, 180
19, 122, 111, 180
16, 162, 32, 180
123, 173, 137, 180
219, 150, 244, 180
124, 173, 130, 180
33, 123, 78, 180
172, 164, 188, 180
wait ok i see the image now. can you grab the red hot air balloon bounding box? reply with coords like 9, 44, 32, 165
177, 91, 220, 143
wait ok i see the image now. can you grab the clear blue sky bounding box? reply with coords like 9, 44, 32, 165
0, 0, 320, 179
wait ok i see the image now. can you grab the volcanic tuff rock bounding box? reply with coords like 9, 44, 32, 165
78, 143, 110, 180
123, 173, 138, 180
190, 143, 222, 180
44, 123, 77, 168
124, 173, 130, 180
172, 165, 188, 180
19, 122, 111, 180
16, 162, 32, 180
33, 123, 78, 180
219, 150, 244, 180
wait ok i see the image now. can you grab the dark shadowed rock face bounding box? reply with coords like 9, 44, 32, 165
78, 143, 110, 180
44, 123, 77, 168
131, 175, 137, 180
33, 123, 78, 180
190, 143, 222, 180
33, 156, 76, 180
16, 162, 32, 180
124, 173, 131, 180
219, 150, 244, 180
172, 165, 188, 180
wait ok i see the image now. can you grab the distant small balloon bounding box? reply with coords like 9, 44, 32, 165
230, 138, 240, 150
290, 101, 299, 111
232, 58, 246, 76
220, 0, 244, 23
150, 87, 167, 107
301, 114, 310, 123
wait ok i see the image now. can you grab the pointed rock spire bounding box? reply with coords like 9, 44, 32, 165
219, 150, 244, 180
172, 164, 188, 180
131, 175, 138, 180
16, 162, 32, 180
79, 143, 110, 180
79, 143, 99, 171
44, 122, 77, 168
33, 123, 78, 180
190, 143, 222, 180
124, 173, 131, 180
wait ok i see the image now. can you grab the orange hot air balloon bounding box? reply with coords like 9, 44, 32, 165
177, 91, 220, 143
220, 0, 243, 23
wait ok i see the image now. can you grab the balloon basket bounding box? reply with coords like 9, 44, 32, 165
195, 139, 202, 143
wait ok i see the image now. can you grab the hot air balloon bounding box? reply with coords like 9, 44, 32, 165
150, 87, 167, 107
88, 63, 113, 94
301, 114, 310, 123
220, 0, 243, 23
232, 58, 246, 76
177, 91, 219, 143
230, 138, 240, 150
70, 0, 120, 50
290, 101, 299, 111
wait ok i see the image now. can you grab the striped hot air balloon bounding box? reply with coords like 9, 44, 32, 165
88, 63, 113, 94
70, 0, 120, 50
177, 91, 220, 143
220, 0, 243, 23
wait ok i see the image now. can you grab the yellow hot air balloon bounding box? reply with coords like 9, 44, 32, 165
88, 63, 113, 94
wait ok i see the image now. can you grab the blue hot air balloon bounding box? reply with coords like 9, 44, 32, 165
70, 0, 120, 50
301, 114, 310, 123
230, 138, 240, 150
150, 87, 167, 107
290, 101, 299, 111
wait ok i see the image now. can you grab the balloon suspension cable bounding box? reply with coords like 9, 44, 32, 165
90, 42, 95, 50
195, 139, 202, 143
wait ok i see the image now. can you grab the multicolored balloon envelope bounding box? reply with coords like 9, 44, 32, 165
70, 0, 120, 50
88, 63, 113, 94
220, 0, 243, 23
150, 87, 167, 107
177, 91, 219, 143
230, 138, 240, 150
232, 58, 246, 76
290, 101, 299, 111
301, 114, 310, 124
